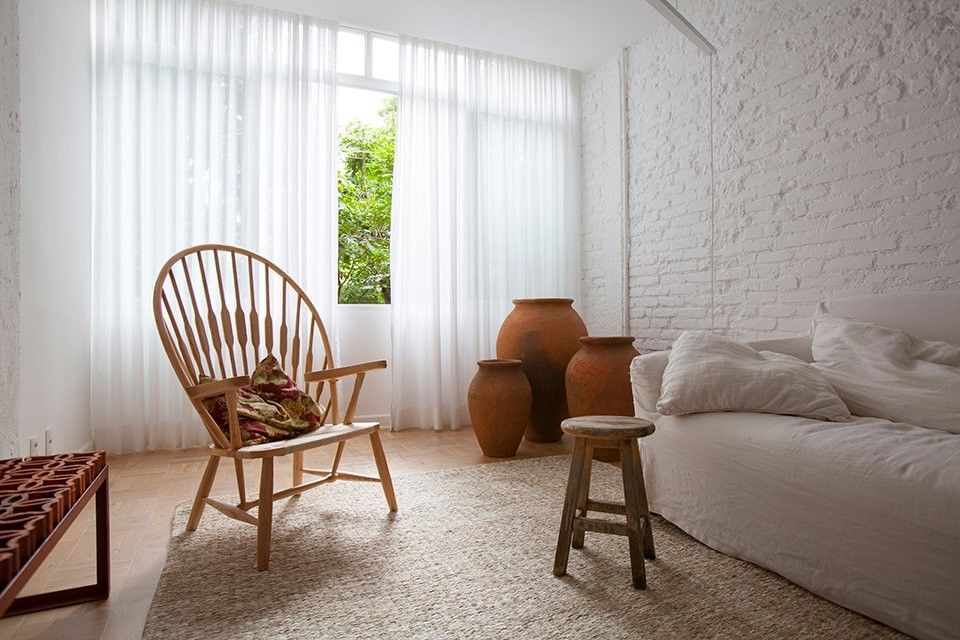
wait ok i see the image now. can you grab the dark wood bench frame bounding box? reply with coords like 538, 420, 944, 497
0, 465, 110, 617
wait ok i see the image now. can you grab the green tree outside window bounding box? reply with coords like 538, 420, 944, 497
337, 96, 395, 304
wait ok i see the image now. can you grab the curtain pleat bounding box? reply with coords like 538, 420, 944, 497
92, 0, 337, 453
390, 37, 581, 430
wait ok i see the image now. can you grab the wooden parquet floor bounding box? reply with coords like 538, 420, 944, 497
0, 428, 571, 640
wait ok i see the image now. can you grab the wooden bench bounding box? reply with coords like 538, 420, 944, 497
0, 452, 109, 617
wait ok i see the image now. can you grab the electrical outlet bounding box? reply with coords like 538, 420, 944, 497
44, 428, 53, 455
28, 437, 40, 457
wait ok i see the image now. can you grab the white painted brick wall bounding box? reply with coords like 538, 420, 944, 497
0, 0, 19, 457
581, 0, 960, 351
580, 56, 624, 336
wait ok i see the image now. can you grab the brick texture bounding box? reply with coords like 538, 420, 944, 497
580, 57, 624, 336
581, 0, 960, 350
0, 0, 19, 457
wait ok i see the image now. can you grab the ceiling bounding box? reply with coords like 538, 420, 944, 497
256, 0, 661, 71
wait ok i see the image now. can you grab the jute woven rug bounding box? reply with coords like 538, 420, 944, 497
144, 456, 904, 639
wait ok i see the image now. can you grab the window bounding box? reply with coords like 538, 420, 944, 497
336, 28, 398, 304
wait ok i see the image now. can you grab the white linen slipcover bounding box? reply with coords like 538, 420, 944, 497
630, 291, 960, 640
638, 412, 960, 640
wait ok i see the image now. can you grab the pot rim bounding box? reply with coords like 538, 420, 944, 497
578, 336, 636, 345
477, 358, 524, 368
511, 297, 574, 305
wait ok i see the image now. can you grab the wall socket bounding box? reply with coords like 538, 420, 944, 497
44, 428, 53, 455
29, 437, 40, 457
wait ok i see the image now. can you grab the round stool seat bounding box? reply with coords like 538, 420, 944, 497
561, 416, 654, 440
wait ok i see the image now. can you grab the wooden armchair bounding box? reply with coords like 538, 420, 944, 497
152, 244, 396, 570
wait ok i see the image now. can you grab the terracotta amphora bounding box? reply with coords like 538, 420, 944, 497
468, 359, 532, 457
566, 336, 640, 462
496, 299, 587, 442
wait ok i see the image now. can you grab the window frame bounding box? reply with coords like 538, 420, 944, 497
337, 26, 399, 94
335, 26, 399, 306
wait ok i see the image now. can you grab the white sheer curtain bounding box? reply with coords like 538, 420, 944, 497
390, 37, 581, 430
92, 0, 337, 453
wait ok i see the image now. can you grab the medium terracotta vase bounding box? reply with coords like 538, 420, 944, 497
566, 336, 640, 462
468, 359, 532, 458
496, 298, 588, 442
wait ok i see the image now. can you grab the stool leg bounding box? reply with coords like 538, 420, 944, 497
554, 437, 588, 577
572, 440, 593, 549
630, 439, 656, 560
620, 438, 647, 589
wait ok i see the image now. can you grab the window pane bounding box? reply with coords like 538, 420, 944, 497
371, 36, 399, 82
337, 87, 396, 304
337, 29, 365, 76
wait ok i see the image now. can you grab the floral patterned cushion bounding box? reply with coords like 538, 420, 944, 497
199, 355, 325, 447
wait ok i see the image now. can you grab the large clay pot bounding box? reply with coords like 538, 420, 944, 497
565, 336, 640, 461
496, 298, 588, 442
468, 359, 532, 457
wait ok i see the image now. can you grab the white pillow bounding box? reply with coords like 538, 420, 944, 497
630, 351, 670, 415
811, 310, 960, 433
657, 331, 851, 421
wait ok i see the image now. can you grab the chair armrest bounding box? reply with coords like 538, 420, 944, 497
304, 360, 387, 383
630, 351, 670, 415
304, 360, 387, 425
185, 376, 250, 449
187, 376, 250, 400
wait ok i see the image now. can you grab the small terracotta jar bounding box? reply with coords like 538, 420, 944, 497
566, 336, 640, 462
496, 299, 588, 442
468, 359, 532, 458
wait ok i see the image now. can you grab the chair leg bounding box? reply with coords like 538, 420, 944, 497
331, 441, 346, 475
572, 440, 593, 549
187, 455, 220, 532
292, 451, 304, 492
233, 458, 247, 504
369, 431, 397, 512
620, 439, 647, 589
554, 437, 587, 577
256, 457, 274, 571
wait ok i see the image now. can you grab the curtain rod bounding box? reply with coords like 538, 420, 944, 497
644, 0, 717, 55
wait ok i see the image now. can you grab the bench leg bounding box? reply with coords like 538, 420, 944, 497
554, 437, 587, 577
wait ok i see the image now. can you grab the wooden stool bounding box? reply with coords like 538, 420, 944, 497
553, 416, 656, 589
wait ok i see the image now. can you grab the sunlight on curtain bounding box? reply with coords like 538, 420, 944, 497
391, 37, 581, 430
92, 0, 337, 453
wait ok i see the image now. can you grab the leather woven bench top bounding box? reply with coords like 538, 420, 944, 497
0, 452, 107, 588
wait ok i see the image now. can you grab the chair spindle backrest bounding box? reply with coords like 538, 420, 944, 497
153, 245, 338, 445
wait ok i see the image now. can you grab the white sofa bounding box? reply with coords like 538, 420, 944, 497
630, 291, 960, 640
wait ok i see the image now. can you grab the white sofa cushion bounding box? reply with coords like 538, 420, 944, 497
630, 351, 670, 416
823, 290, 960, 345
811, 310, 960, 433
656, 331, 851, 421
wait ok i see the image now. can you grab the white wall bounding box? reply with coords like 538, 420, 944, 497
19, 0, 93, 453
335, 305, 392, 424
582, 0, 960, 350
580, 56, 624, 337
0, 0, 20, 458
